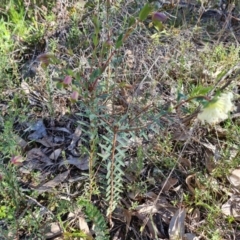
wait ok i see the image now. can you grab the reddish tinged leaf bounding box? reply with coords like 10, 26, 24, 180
11, 155, 24, 166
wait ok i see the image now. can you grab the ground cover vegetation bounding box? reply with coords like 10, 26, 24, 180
1, 0, 240, 239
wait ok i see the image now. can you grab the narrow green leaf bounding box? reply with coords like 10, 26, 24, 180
114, 166, 124, 175
98, 143, 112, 152
106, 185, 111, 196
116, 147, 127, 157
77, 120, 89, 127
190, 85, 212, 97
140, 130, 148, 140
106, 162, 111, 179
93, 34, 99, 47
97, 152, 111, 160
139, 3, 152, 21
128, 16, 136, 27
114, 186, 123, 193
93, 15, 100, 32
115, 33, 123, 49
116, 159, 125, 168
101, 135, 113, 143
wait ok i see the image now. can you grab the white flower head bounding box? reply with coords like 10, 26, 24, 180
197, 92, 235, 125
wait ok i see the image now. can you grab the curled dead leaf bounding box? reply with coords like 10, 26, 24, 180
185, 174, 196, 195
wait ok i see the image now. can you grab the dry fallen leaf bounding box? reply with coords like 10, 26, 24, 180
123, 209, 132, 235
135, 212, 159, 238
135, 204, 159, 216
178, 157, 191, 172
172, 119, 191, 141
36, 171, 69, 193
27, 119, 47, 140
49, 127, 71, 134
68, 125, 82, 151
191, 208, 200, 224
169, 208, 186, 240
49, 148, 62, 161
59, 155, 89, 170
21, 81, 31, 94
161, 177, 178, 192
25, 148, 53, 171
15, 135, 28, 150
204, 148, 216, 173
125, 49, 135, 69
133, 203, 161, 238
112, 229, 121, 240
183, 233, 199, 240
78, 216, 92, 238
144, 192, 158, 200
222, 195, 240, 220
228, 169, 240, 189
44, 222, 63, 239
35, 137, 61, 148
133, 199, 177, 239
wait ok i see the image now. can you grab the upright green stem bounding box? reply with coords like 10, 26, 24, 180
107, 125, 118, 220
